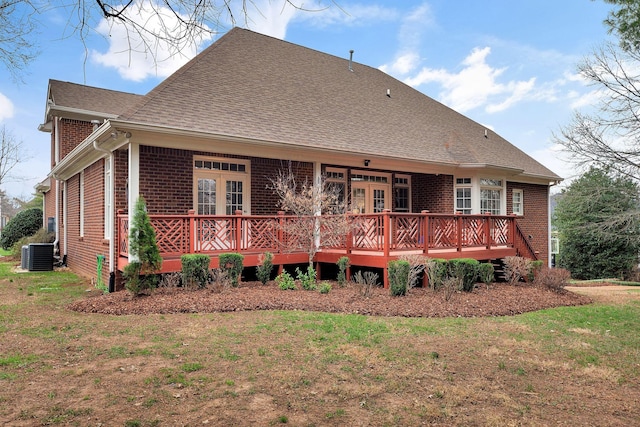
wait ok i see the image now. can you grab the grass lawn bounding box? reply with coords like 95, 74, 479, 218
0, 261, 639, 426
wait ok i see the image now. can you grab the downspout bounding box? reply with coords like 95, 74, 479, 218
94, 139, 115, 276
63, 181, 68, 260
53, 117, 60, 258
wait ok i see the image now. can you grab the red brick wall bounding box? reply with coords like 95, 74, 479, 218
58, 119, 93, 161
412, 173, 454, 213
63, 161, 109, 282
139, 147, 193, 214
507, 182, 550, 264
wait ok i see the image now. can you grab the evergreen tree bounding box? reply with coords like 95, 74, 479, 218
123, 196, 162, 295
554, 167, 640, 279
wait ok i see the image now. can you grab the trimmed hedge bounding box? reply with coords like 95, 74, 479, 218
181, 254, 211, 288
389, 260, 411, 296
448, 258, 479, 292
219, 253, 244, 287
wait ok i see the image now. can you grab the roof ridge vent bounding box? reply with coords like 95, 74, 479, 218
349, 50, 354, 72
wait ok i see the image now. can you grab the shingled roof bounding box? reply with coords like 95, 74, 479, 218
47, 80, 143, 118
115, 28, 558, 181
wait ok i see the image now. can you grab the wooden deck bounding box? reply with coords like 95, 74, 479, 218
117, 210, 537, 287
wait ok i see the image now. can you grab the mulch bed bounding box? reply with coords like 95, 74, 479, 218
68, 281, 593, 317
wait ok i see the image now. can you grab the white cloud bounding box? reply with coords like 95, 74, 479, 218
238, 0, 298, 39
379, 2, 433, 76
91, 0, 212, 81
294, 3, 399, 28
0, 92, 14, 122
403, 47, 537, 113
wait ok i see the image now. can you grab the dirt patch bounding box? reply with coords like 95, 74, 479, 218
68, 281, 593, 317
566, 285, 640, 304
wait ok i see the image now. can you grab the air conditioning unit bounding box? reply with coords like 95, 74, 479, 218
28, 243, 54, 272
21, 245, 29, 270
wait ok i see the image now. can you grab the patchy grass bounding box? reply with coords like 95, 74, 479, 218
0, 260, 638, 425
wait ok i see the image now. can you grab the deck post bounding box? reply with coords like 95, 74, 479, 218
456, 212, 463, 252
277, 211, 284, 254
235, 210, 243, 251
188, 209, 196, 253
485, 212, 492, 250
509, 214, 516, 247
421, 210, 429, 255
383, 209, 390, 289
346, 212, 353, 255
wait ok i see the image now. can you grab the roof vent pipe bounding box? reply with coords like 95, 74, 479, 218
349, 50, 354, 72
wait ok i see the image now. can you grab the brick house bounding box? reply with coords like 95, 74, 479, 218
37, 28, 560, 289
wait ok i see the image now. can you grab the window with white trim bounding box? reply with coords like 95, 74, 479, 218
193, 156, 250, 215
455, 178, 472, 214
512, 189, 523, 216
480, 178, 503, 215
326, 167, 346, 211
394, 175, 411, 212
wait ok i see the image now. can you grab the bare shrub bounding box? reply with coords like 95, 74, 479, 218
352, 270, 379, 297
158, 272, 182, 288
208, 268, 230, 293
503, 256, 532, 285
442, 276, 462, 301
398, 254, 428, 291
534, 267, 571, 293
425, 258, 448, 289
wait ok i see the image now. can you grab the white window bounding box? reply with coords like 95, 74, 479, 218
104, 158, 112, 239
480, 178, 503, 215
512, 189, 523, 216
326, 167, 347, 211
394, 175, 411, 212
193, 156, 250, 215
455, 178, 472, 214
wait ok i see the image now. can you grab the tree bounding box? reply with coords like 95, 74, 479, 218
0, 125, 27, 189
553, 167, 640, 280
554, 43, 640, 182
123, 196, 162, 295
268, 165, 351, 268
600, 0, 640, 51
0, 0, 339, 78
0, 207, 42, 250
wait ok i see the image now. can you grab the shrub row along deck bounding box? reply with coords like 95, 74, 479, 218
117, 210, 537, 287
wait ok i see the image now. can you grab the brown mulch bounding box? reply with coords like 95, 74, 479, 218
67, 281, 593, 317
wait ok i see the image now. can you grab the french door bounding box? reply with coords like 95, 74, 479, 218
195, 175, 249, 215
351, 182, 389, 214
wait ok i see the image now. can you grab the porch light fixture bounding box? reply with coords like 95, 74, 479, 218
364, 159, 370, 167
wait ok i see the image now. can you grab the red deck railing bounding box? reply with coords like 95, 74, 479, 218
117, 209, 535, 266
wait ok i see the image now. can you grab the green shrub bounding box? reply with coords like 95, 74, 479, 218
1, 208, 43, 250
477, 262, 495, 287
388, 260, 410, 296
336, 256, 350, 287
123, 261, 159, 295
448, 258, 479, 292
219, 253, 244, 287
426, 258, 448, 289
276, 271, 296, 290
181, 254, 211, 288
296, 265, 317, 290
337, 256, 350, 285
319, 281, 332, 294
256, 252, 274, 285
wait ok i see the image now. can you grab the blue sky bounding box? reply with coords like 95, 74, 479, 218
0, 0, 614, 198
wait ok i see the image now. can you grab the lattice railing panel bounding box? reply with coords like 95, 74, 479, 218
460, 217, 486, 247
352, 216, 383, 250
118, 217, 129, 256
196, 218, 234, 252
492, 218, 510, 245
393, 216, 421, 249
242, 218, 279, 251
152, 218, 189, 255
430, 217, 457, 248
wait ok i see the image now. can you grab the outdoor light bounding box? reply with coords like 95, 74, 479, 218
364, 159, 370, 166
